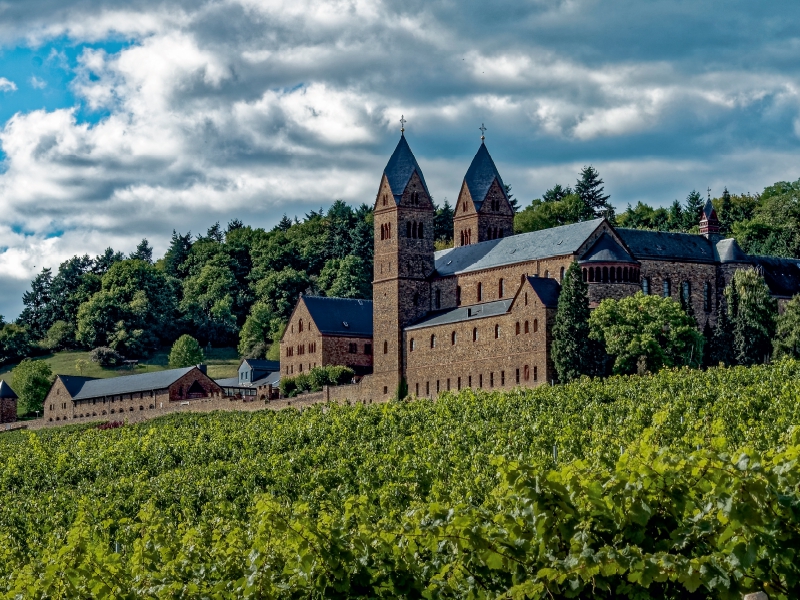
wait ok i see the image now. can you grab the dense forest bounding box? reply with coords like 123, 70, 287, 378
2, 168, 798, 367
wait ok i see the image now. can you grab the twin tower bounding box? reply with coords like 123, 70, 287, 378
371, 133, 515, 395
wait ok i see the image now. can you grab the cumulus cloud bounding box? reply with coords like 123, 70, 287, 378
0, 0, 799, 317
0, 77, 17, 92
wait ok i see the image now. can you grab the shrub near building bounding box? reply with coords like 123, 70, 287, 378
280, 365, 355, 397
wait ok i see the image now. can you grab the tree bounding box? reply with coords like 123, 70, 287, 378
252, 267, 310, 322
11, 359, 53, 415
725, 269, 777, 365
666, 200, 683, 232
542, 184, 572, 203
710, 295, 736, 367
326, 200, 356, 260
434, 200, 454, 243
205, 222, 224, 243
129, 239, 154, 263
682, 190, 704, 231
75, 359, 90, 376
18, 268, 53, 340
589, 292, 704, 375
551, 262, 595, 382
180, 254, 239, 346
503, 184, 519, 212
316, 256, 371, 299
575, 166, 614, 219
238, 302, 283, 358
276, 214, 293, 232
514, 193, 593, 234
93, 247, 125, 275
169, 335, 204, 368
41, 320, 74, 351
0, 323, 32, 366
775, 294, 800, 358
163, 230, 193, 279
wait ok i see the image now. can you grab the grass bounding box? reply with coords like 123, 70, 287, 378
0, 347, 241, 383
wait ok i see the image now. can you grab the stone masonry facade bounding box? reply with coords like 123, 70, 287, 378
0, 398, 16, 424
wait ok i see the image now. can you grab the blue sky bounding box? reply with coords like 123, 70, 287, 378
0, 0, 799, 319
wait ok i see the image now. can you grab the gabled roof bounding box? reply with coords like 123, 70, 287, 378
750, 256, 800, 298
241, 359, 280, 373
616, 228, 716, 263
304, 296, 373, 337
63, 367, 198, 400
383, 135, 430, 202
580, 232, 637, 263
702, 198, 718, 220
464, 142, 508, 210
434, 218, 604, 277
527, 276, 561, 308
0, 380, 18, 399
405, 299, 513, 331
715, 238, 750, 263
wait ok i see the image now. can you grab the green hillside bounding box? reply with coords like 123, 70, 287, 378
0, 347, 240, 383
1, 362, 799, 598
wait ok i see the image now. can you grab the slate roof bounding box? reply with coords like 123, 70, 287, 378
434, 218, 604, 277
216, 370, 280, 388
616, 228, 716, 263
579, 232, 637, 263
527, 276, 561, 308
241, 359, 280, 372
702, 198, 718, 220
751, 256, 800, 298
255, 371, 281, 387
405, 299, 513, 331
464, 142, 508, 210
0, 381, 18, 399
303, 296, 373, 337
62, 367, 197, 400
383, 135, 430, 202
715, 238, 750, 263
215, 377, 241, 388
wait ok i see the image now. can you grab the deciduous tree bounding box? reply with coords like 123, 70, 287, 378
11, 359, 53, 415
725, 268, 777, 365
168, 334, 204, 368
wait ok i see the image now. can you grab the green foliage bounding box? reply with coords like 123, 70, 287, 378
10, 358, 53, 415
40, 320, 74, 351
2, 362, 800, 596
590, 292, 704, 374
434, 199, 455, 243
395, 376, 408, 400
725, 269, 777, 365
280, 365, 355, 396
575, 165, 614, 219
774, 294, 800, 358
551, 261, 597, 382
90, 346, 124, 367
0, 322, 32, 366
316, 255, 371, 299
179, 253, 239, 345
168, 334, 205, 368
252, 267, 310, 322
514, 193, 592, 233
238, 302, 282, 359
730, 179, 800, 258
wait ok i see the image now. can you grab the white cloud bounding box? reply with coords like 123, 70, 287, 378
0, 77, 17, 92
29, 76, 47, 89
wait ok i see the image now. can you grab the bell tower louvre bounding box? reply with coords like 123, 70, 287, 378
372, 126, 435, 397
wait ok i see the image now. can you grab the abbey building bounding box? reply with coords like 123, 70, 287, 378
281, 134, 800, 400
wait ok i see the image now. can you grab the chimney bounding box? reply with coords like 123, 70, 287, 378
196, 364, 207, 375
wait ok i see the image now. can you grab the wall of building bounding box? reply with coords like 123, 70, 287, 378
320, 336, 373, 373
453, 180, 514, 246
638, 259, 719, 327
587, 282, 642, 304
280, 299, 324, 375
0, 398, 16, 423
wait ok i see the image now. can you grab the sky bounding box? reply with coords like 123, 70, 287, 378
0, 0, 799, 319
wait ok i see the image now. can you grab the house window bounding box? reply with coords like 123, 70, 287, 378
447, 378, 450, 391
383, 341, 388, 354
468, 375, 472, 387
426, 381, 430, 395
415, 382, 419, 396
523, 365, 530, 381
348, 343, 357, 354
704, 282, 712, 312
410, 338, 416, 351
501, 371, 505, 385
516, 322, 520, 335
515, 368, 520, 384
560, 266, 565, 281
472, 327, 478, 342
477, 282, 483, 302
681, 281, 691, 309
642, 277, 650, 295
435, 289, 441, 309
451, 331, 457, 345
364, 344, 372, 355
498, 278, 504, 297
494, 324, 500, 338
533, 366, 538, 381
524, 292, 528, 305
490, 372, 494, 387
418, 222, 424, 238
524, 320, 529, 333
456, 286, 461, 305
437, 380, 440, 393
299, 319, 303, 332
479, 374, 483, 388
663, 279, 671, 298
533, 319, 538, 333
430, 334, 436, 348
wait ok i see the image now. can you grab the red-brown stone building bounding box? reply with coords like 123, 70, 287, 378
281, 133, 800, 401
0, 381, 18, 424
43, 365, 222, 424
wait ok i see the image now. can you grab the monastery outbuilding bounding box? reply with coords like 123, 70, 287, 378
280, 131, 800, 401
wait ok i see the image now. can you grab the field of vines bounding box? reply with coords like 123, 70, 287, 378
1, 361, 800, 599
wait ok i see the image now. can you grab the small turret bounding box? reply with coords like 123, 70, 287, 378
699, 196, 721, 242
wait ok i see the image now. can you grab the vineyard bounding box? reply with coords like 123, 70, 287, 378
1, 361, 800, 598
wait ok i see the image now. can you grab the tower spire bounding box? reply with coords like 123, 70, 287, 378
479, 123, 486, 141
400, 115, 406, 136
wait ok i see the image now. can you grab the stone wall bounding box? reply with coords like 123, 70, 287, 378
638, 259, 718, 327
0, 398, 16, 423
588, 282, 642, 305
280, 298, 324, 376
320, 336, 373, 374
453, 180, 514, 246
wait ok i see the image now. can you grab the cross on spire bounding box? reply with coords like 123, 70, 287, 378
479, 123, 487, 140
707, 186, 711, 201
400, 115, 406, 135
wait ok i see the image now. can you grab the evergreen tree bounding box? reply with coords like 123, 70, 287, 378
11, 359, 53, 415
542, 184, 572, 203
551, 262, 594, 382
774, 294, 800, 358
18, 268, 53, 340
434, 200, 454, 243
276, 214, 293, 232
701, 320, 715, 368
226, 219, 244, 234
93, 247, 125, 275
163, 231, 193, 279
326, 200, 355, 260
503, 184, 519, 212
719, 187, 733, 234
725, 269, 777, 366
350, 204, 374, 261
711, 293, 736, 366
575, 166, 614, 219
129, 239, 153, 263
682, 190, 704, 231
205, 223, 224, 243
667, 200, 683, 231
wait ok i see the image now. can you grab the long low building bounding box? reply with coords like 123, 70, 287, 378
44, 365, 223, 424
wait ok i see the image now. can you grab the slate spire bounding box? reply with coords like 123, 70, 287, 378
382, 134, 430, 203
0, 381, 18, 399
700, 195, 721, 239
463, 141, 509, 210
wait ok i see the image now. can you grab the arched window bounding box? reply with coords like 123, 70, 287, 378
380, 224, 385, 240
681, 281, 691, 308
430, 334, 436, 348
610, 267, 615, 283
382, 194, 387, 206
456, 286, 461, 305
407, 221, 412, 238
451, 331, 457, 345
523, 365, 530, 381
516, 322, 520, 335
298, 318, 303, 332
498, 278, 505, 297
435, 289, 441, 309
499, 228, 504, 238
560, 266, 565, 281
704, 281, 712, 312
583, 268, 588, 282
418, 222, 423, 238
603, 266, 609, 282
642, 277, 650, 295
533, 366, 538, 381
460, 230, 464, 246
410, 338, 416, 351
383, 341, 388, 354
524, 320, 529, 333
477, 282, 483, 302
494, 324, 500, 338
473, 327, 478, 342
589, 267, 595, 282
533, 319, 539, 333
544, 270, 549, 278
663, 279, 671, 298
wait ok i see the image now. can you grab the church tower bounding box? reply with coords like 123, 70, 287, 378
453, 132, 515, 247
372, 129, 435, 397
699, 194, 721, 243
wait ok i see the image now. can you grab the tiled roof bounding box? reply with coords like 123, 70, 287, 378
304, 296, 373, 337
580, 232, 636, 263
527, 276, 561, 308
751, 256, 800, 298
64, 367, 197, 400
434, 218, 604, 277
703, 198, 718, 220
464, 142, 508, 210
616, 228, 716, 263
715, 238, 750, 263
405, 299, 513, 331
0, 380, 18, 399
383, 135, 430, 202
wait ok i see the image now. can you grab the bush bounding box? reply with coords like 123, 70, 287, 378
11, 358, 54, 416
168, 335, 204, 368
40, 320, 74, 351
282, 365, 356, 397
91, 347, 124, 367
0, 323, 33, 366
